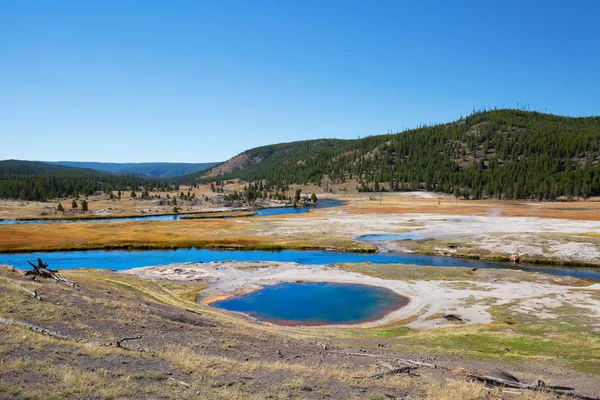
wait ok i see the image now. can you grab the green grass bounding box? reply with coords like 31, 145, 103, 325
372, 302, 600, 375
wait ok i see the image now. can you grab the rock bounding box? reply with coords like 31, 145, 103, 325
444, 314, 463, 322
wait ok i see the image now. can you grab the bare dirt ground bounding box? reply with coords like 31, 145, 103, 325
1, 266, 599, 399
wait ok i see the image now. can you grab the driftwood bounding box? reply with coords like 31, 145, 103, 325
25, 258, 75, 286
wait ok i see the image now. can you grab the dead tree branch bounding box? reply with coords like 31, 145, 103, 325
116, 335, 142, 348
12, 282, 41, 301
0, 316, 87, 342
167, 377, 191, 387
328, 350, 598, 399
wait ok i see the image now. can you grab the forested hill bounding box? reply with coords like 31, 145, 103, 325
47, 161, 220, 178
198, 139, 351, 181
0, 160, 173, 201
189, 109, 600, 200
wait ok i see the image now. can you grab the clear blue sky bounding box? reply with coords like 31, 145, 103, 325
1, 0, 599, 163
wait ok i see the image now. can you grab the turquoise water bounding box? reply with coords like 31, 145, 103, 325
254, 199, 343, 217
211, 282, 408, 326
2, 248, 598, 281
0, 200, 343, 224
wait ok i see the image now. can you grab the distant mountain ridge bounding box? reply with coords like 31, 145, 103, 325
0, 160, 172, 200
47, 161, 220, 178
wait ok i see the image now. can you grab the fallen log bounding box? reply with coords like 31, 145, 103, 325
328, 350, 598, 399
0, 317, 148, 352
370, 366, 417, 379
468, 374, 600, 399
404, 359, 437, 368
497, 371, 520, 382
469, 374, 546, 389
327, 351, 436, 368
0, 316, 91, 343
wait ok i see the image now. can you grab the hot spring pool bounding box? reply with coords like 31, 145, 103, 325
210, 282, 408, 326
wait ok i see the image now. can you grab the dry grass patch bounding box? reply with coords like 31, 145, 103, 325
0, 218, 370, 252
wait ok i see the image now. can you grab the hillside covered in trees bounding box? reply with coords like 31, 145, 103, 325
189, 109, 600, 200
0, 160, 174, 201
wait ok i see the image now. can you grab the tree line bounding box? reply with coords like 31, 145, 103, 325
190, 109, 600, 200
0, 160, 177, 201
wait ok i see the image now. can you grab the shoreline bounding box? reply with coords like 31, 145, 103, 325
1, 241, 598, 269
122, 260, 600, 330
204, 281, 411, 328
0, 242, 376, 255
124, 262, 425, 329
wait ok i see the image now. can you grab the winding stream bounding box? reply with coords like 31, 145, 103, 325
0, 199, 343, 224
1, 247, 598, 281
1, 198, 598, 281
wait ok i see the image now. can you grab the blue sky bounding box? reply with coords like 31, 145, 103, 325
1, 0, 599, 163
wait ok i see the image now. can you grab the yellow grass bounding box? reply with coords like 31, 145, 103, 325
0, 217, 372, 253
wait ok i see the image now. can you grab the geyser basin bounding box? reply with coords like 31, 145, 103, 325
210, 282, 409, 326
